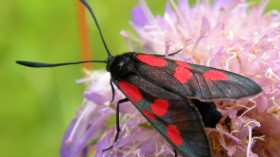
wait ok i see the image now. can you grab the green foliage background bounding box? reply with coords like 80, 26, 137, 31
0, 0, 278, 156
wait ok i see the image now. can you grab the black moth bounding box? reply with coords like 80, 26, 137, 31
16, 0, 262, 157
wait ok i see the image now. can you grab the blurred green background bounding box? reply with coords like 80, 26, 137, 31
0, 0, 278, 156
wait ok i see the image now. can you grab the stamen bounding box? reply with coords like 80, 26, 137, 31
252, 135, 265, 141
164, 39, 174, 57
191, 16, 210, 55
240, 100, 257, 117
225, 53, 238, 70
243, 120, 261, 157
66, 104, 95, 144
181, 38, 192, 53
120, 30, 134, 52
246, 125, 253, 157
169, 0, 189, 34
265, 68, 280, 81
214, 0, 241, 30
139, 0, 155, 22
211, 128, 242, 144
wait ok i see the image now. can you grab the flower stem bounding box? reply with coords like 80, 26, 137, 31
77, 0, 92, 69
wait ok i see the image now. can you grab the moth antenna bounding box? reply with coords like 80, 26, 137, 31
16, 60, 107, 68
80, 0, 112, 57
16, 0, 111, 68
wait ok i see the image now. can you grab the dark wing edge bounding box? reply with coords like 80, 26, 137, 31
186, 62, 262, 99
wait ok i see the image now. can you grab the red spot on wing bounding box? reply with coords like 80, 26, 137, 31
167, 125, 183, 146
136, 54, 166, 67
176, 61, 191, 68
203, 70, 228, 81
174, 66, 193, 83
142, 110, 156, 120
151, 99, 169, 117
118, 81, 142, 103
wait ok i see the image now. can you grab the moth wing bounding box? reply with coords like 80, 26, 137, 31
115, 75, 211, 157
134, 53, 262, 100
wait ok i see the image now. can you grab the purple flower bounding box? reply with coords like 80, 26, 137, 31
61, 0, 280, 156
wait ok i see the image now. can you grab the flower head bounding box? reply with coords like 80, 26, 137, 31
61, 0, 280, 156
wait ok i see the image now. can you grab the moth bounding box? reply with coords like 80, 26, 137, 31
16, 0, 262, 156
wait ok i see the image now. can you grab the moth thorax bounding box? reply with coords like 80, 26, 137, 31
109, 54, 135, 79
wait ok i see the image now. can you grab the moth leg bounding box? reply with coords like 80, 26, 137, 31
155, 48, 182, 57
103, 98, 129, 152
173, 148, 178, 157
114, 98, 129, 142
110, 79, 116, 103
168, 48, 182, 56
